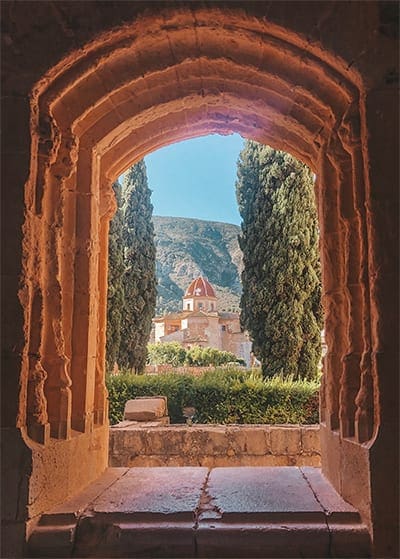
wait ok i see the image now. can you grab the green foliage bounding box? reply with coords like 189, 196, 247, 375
236, 141, 323, 380
107, 372, 195, 425
106, 368, 320, 425
107, 161, 157, 373
185, 346, 245, 367
147, 343, 244, 367
147, 342, 187, 367
106, 182, 125, 370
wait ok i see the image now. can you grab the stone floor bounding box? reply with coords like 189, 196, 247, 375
28, 467, 370, 558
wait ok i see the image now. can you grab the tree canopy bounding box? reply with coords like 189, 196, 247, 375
107, 161, 157, 373
106, 181, 126, 370
236, 141, 322, 380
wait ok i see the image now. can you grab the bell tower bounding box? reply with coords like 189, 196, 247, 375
182, 276, 218, 312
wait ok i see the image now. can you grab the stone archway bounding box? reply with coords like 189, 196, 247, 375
2, 3, 398, 557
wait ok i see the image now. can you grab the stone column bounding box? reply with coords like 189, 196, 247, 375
316, 141, 347, 437
93, 177, 116, 426
41, 160, 72, 440
70, 144, 99, 433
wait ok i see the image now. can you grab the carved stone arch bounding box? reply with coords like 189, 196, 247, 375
3, 3, 397, 556
23, 3, 374, 446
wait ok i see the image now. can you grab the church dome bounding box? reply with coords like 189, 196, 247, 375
184, 276, 216, 298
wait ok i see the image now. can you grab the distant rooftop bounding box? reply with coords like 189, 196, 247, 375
184, 276, 216, 298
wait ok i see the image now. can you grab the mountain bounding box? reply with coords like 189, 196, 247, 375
153, 216, 243, 315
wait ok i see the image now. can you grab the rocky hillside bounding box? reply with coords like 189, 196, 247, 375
153, 216, 243, 315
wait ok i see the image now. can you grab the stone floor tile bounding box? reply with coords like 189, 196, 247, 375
204, 466, 324, 516
91, 466, 208, 518
300, 466, 360, 518
41, 468, 129, 520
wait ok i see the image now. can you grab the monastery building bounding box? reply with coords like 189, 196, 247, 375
153, 277, 252, 366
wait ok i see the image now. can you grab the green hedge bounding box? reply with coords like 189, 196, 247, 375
147, 342, 245, 367
106, 368, 320, 425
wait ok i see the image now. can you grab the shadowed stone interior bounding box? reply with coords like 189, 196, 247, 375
1, 2, 398, 557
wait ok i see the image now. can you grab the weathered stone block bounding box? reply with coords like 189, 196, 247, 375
123, 397, 167, 421
128, 455, 167, 467
270, 426, 301, 455
200, 428, 229, 456
122, 430, 146, 455
242, 427, 269, 456
146, 427, 185, 455
110, 429, 127, 453
142, 429, 165, 455
271, 455, 294, 466
301, 426, 321, 454
182, 428, 210, 458
226, 427, 247, 454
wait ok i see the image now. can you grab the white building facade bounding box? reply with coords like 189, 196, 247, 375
153, 277, 252, 366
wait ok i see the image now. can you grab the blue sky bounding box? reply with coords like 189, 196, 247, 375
144, 133, 244, 226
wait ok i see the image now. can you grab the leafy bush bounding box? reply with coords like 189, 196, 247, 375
185, 346, 245, 366
106, 368, 319, 425
147, 343, 244, 367
147, 342, 187, 367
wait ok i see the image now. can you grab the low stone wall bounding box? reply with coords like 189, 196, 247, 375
109, 424, 320, 467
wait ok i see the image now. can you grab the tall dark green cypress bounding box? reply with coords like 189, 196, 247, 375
106, 181, 125, 371
118, 160, 157, 373
236, 141, 322, 380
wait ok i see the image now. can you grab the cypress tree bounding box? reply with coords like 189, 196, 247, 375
106, 181, 125, 371
236, 141, 322, 380
119, 160, 157, 372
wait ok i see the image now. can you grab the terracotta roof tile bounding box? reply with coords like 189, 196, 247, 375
184, 276, 216, 298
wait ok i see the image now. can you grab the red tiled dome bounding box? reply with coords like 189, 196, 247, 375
184, 276, 216, 298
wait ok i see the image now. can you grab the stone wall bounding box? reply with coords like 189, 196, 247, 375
109, 424, 320, 468
2, 2, 398, 556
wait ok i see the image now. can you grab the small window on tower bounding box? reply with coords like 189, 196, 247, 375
198, 302, 203, 309
221, 325, 226, 332
187, 304, 190, 310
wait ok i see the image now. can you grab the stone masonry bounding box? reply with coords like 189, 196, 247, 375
2, 2, 398, 556
109, 424, 320, 468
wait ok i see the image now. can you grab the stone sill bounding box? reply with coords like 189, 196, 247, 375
109, 423, 320, 467
28, 466, 370, 558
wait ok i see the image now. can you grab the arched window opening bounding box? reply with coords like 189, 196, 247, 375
106, 133, 325, 432
15, 6, 387, 549
22, 6, 375, 459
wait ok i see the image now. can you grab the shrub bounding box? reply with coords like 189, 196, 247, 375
147, 343, 244, 367
107, 371, 195, 424
106, 368, 320, 425
185, 346, 244, 367
147, 342, 187, 367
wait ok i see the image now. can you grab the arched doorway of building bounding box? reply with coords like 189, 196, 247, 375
3, 3, 397, 557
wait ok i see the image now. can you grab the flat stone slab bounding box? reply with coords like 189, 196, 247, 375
28, 467, 370, 558
205, 466, 323, 517
123, 397, 167, 421
300, 466, 359, 518
92, 467, 208, 518
40, 468, 129, 523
